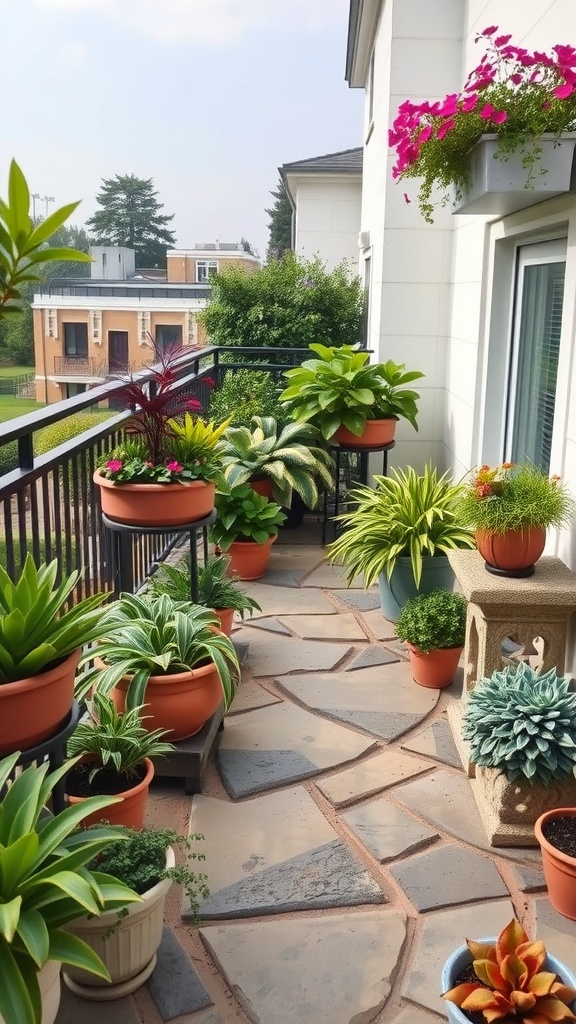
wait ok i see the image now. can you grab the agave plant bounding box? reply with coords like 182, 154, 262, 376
462, 663, 576, 786
0, 751, 141, 1024
219, 415, 334, 508
76, 593, 240, 710
328, 464, 474, 588
0, 555, 109, 684
443, 918, 576, 1021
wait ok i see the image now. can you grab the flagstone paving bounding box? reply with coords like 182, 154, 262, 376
57, 536, 576, 1024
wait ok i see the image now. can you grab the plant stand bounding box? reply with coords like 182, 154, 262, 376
470, 765, 576, 847
446, 550, 576, 779
322, 440, 395, 544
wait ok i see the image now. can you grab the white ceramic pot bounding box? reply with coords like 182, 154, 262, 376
62, 847, 174, 1000
0, 960, 61, 1024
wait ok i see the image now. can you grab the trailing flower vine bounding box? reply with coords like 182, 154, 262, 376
389, 27, 576, 221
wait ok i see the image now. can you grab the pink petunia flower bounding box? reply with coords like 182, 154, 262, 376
554, 83, 575, 100
436, 119, 455, 140
491, 109, 508, 124
166, 461, 183, 473
204, 377, 216, 388
481, 25, 498, 37
106, 459, 123, 473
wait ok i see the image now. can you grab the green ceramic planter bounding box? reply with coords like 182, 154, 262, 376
378, 555, 455, 622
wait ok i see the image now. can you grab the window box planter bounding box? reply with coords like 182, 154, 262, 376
452, 132, 576, 217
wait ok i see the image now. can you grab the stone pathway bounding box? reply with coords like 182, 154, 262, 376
55, 527, 576, 1024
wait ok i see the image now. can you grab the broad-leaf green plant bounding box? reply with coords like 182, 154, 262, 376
148, 554, 261, 618
328, 465, 475, 588
0, 555, 109, 684
76, 593, 240, 711
219, 415, 334, 507
0, 160, 91, 318
67, 692, 174, 785
210, 481, 287, 550
0, 752, 141, 1024
280, 343, 424, 440
395, 589, 467, 653
462, 663, 576, 785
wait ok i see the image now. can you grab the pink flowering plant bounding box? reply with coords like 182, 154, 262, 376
390, 27, 576, 221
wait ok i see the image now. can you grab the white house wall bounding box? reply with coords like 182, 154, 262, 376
292, 177, 362, 272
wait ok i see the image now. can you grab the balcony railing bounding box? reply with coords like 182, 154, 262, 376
54, 356, 100, 376
0, 346, 311, 599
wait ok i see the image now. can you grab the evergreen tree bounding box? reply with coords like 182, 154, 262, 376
265, 179, 292, 261
87, 174, 176, 268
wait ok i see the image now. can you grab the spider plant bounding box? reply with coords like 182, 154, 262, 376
219, 415, 334, 507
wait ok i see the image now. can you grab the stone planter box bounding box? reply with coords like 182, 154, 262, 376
451, 132, 576, 217
470, 765, 576, 847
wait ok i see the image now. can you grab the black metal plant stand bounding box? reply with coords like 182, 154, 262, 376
8, 701, 82, 814
322, 440, 395, 544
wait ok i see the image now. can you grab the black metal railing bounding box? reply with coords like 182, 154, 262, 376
53, 356, 101, 376
0, 346, 311, 598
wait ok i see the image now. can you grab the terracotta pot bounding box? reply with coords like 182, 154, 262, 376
111, 662, 223, 741
250, 478, 273, 499
213, 607, 235, 636
0, 959, 62, 1024
406, 643, 462, 688
94, 470, 215, 527
333, 418, 397, 447
535, 808, 576, 921
66, 756, 154, 830
475, 526, 546, 576
0, 649, 79, 755
227, 535, 276, 580
63, 848, 174, 999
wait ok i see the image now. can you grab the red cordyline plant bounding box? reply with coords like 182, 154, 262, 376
443, 919, 576, 1022
389, 27, 576, 221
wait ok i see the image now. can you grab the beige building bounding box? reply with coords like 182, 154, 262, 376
32, 242, 259, 404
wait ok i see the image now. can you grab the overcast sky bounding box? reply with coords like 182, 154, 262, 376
1, 0, 363, 260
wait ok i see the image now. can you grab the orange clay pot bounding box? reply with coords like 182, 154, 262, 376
0, 649, 79, 755
94, 470, 215, 527
333, 418, 397, 447
111, 662, 223, 741
67, 756, 154, 830
227, 535, 276, 580
213, 607, 235, 636
535, 808, 576, 921
250, 478, 274, 499
475, 526, 546, 574
406, 643, 463, 689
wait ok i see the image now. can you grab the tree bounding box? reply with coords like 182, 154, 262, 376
43, 224, 92, 282
200, 251, 364, 353
265, 179, 292, 261
87, 174, 176, 268
240, 237, 258, 257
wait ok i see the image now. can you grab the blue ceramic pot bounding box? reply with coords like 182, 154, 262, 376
378, 554, 455, 622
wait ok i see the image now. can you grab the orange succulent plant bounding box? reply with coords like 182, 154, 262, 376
442, 919, 576, 1022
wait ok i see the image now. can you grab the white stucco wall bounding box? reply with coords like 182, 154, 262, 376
290, 176, 362, 273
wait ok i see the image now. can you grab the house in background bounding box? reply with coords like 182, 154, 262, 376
32, 242, 260, 404
345, 0, 576, 586
280, 148, 363, 271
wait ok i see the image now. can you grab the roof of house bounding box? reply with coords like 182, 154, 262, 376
280, 147, 363, 175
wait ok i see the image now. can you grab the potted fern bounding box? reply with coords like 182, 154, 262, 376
395, 590, 467, 688
65, 693, 174, 829
328, 465, 474, 620
148, 554, 261, 635
210, 481, 287, 580
63, 825, 209, 1000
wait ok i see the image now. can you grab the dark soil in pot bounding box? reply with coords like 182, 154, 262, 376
65, 761, 146, 797
542, 815, 576, 857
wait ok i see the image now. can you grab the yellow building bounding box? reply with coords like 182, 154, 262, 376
32, 243, 259, 404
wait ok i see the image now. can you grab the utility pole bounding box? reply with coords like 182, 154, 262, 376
43, 195, 55, 218
31, 193, 41, 221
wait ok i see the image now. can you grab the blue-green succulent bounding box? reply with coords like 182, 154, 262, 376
462, 662, 576, 785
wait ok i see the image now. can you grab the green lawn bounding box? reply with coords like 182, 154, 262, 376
0, 395, 46, 422
0, 365, 34, 378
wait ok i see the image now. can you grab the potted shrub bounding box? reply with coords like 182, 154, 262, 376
279, 343, 424, 445
328, 465, 474, 620
457, 463, 574, 577
0, 555, 109, 755
462, 663, 576, 845
63, 825, 209, 1000
441, 917, 576, 1023
93, 339, 230, 527
0, 751, 141, 1024
535, 808, 576, 922
147, 554, 261, 635
210, 481, 287, 580
76, 593, 240, 741
390, 28, 576, 222
395, 589, 467, 688
65, 693, 174, 829
219, 415, 334, 509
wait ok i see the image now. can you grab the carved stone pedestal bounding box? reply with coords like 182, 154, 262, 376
470, 766, 576, 847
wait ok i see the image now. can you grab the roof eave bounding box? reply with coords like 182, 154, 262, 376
345, 0, 382, 87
